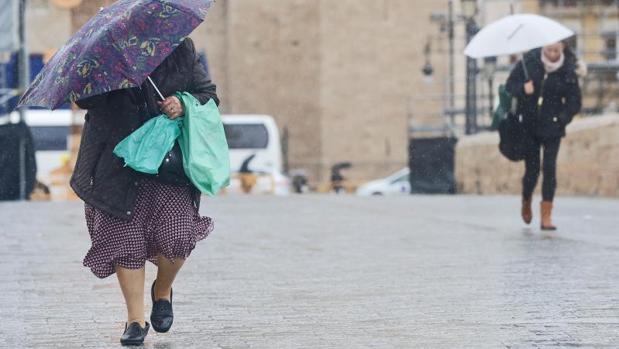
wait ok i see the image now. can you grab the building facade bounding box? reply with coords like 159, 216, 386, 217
203, 0, 451, 183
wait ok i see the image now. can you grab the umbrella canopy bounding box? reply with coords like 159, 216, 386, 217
18, 0, 213, 110
331, 162, 352, 173
464, 14, 574, 59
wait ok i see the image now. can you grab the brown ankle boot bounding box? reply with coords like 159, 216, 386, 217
541, 201, 557, 231
521, 198, 532, 224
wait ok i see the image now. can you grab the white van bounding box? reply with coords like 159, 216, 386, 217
2, 110, 289, 195
222, 114, 289, 195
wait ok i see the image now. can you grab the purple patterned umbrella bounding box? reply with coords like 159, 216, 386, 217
18, 0, 214, 110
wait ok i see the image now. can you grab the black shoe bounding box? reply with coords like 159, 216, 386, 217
120, 321, 150, 346
150, 279, 174, 333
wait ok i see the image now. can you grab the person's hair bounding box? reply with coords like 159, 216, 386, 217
561, 40, 577, 62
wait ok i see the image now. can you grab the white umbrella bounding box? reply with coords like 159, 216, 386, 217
464, 14, 574, 59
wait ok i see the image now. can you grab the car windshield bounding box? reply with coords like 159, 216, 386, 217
390, 174, 409, 184
224, 123, 269, 149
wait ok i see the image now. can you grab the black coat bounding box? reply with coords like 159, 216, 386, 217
71, 38, 219, 220
506, 48, 582, 140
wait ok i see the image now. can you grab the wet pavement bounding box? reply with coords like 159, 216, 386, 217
1, 195, 618, 348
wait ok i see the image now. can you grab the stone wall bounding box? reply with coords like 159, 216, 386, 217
203, 0, 324, 177
455, 114, 619, 197
26, 1, 71, 53
317, 0, 447, 181
204, 0, 449, 182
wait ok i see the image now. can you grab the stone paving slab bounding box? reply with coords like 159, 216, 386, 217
1, 195, 618, 348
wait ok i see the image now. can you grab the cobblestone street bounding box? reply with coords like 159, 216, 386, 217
1, 195, 618, 348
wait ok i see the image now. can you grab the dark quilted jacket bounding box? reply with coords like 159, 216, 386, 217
506, 48, 582, 140
71, 38, 219, 220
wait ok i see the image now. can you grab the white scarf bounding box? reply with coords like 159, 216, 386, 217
541, 50, 565, 73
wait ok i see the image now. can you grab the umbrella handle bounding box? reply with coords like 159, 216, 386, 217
521, 59, 530, 81
147, 76, 166, 101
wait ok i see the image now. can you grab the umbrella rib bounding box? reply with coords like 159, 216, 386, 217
507, 23, 524, 41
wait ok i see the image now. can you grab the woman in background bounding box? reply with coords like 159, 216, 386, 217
506, 42, 582, 230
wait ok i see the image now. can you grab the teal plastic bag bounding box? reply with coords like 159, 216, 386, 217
176, 92, 230, 196
113, 115, 182, 174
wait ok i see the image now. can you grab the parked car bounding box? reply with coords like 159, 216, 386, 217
356, 167, 410, 196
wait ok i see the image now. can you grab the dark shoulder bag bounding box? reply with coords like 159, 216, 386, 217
147, 140, 192, 187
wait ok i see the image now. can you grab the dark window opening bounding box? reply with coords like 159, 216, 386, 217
604, 35, 617, 61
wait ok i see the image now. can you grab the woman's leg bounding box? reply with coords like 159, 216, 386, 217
522, 141, 541, 200
520, 139, 541, 224
154, 255, 185, 300
540, 137, 561, 230
541, 138, 561, 202
115, 265, 146, 326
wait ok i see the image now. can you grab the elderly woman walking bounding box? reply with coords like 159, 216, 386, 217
15, 1, 220, 345
73, 37, 218, 345
506, 42, 582, 230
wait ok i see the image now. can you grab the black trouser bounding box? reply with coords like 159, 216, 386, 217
522, 136, 561, 202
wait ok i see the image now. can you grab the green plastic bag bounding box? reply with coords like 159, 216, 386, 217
176, 92, 230, 196
491, 84, 514, 130
113, 115, 182, 174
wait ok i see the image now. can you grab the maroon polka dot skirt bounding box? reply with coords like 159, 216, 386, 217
83, 179, 214, 278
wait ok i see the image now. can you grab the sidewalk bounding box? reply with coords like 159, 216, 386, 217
1, 195, 618, 348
